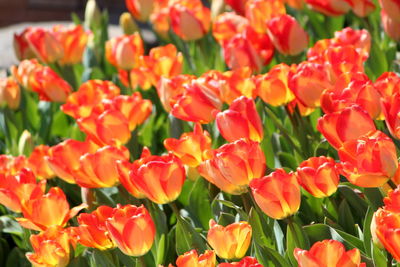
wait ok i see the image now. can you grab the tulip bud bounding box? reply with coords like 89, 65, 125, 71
24, 28, 64, 64
212, 12, 249, 45
120, 12, 139, 35
218, 257, 263, 267
380, 0, 400, 22
105, 33, 144, 70
85, 0, 102, 29
176, 250, 216, 267
0, 77, 21, 110
18, 130, 34, 156
125, 0, 154, 21
245, 0, 286, 33
381, 10, 400, 41
306, 0, 351, 16
13, 28, 36, 61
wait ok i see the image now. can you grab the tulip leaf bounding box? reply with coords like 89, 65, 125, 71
254, 244, 291, 267
5, 248, 30, 267
249, 208, 276, 250
0, 216, 23, 236
286, 219, 310, 266
188, 178, 213, 229
363, 188, 384, 211
216, 199, 248, 220
363, 207, 374, 257
90, 249, 116, 267
175, 216, 207, 255
372, 242, 388, 267
338, 185, 368, 218
156, 234, 166, 265
338, 199, 357, 236
0, 238, 9, 266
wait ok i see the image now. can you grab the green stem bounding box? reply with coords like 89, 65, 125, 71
169, 202, 181, 220
137, 256, 146, 267
241, 193, 251, 214
286, 216, 301, 248
388, 180, 398, 190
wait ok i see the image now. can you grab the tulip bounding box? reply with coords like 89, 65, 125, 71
149, 4, 171, 37
26, 226, 71, 267
199, 139, 266, 195
225, 0, 248, 15
212, 12, 249, 45
85, 0, 102, 29
219, 67, 256, 104
0, 77, 21, 110
10, 59, 42, 90
346, 0, 375, 17
30, 66, 72, 102
105, 33, 144, 70
61, 80, 121, 119
316, 105, 376, 149
24, 27, 64, 64
129, 148, 186, 204
375, 72, 400, 101
256, 63, 296, 107
380, 0, 400, 22
216, 96, 263, 142
296, 156, 340, 198
156, 75, 195, 112
74, 146, 130, 188
176, 250, 216, 267
245, 0, 286, 33
0, 154, 27, 175
171, 78, 222, 123
0, 168, 46, 213
218, 257, 262, 267
289, 62, 332, 108
381, 10, 400, 41
250, 168, 300, 220
381, 92, 400, 139
70, 206, 116, 250
338, 130, 398, 188
164, 123, 212, 168
306, 0, 351, 16
383, 186, 400, 213
373, 208, 400, 261
266, 14, 309, 56
27, 145, 55, 180
17, 187, 87, 231
170, 0, 211, 41
46, 139, 99, 184
333, 28, 371, 59
207, 220, 252, 259
294, 239, 366, 267
116, 160, 146, 199
13, 28, 36, 61
125, 0, 154, 21
120, 12, 139, 35
106, 204, 155, 256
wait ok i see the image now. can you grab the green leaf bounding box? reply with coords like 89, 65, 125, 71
156, 234, 166, 265
216, 199, 248, 220
254, 244, 291, 267
175, 217, 207, 255
372, 243, 388, 267
363, 187, 384, 211
286, 219, 310, 265
188, 178, 212, 229
338, 185, 368, 218
5, 247, 30, 267
248, 208, 276, 250
0, 215, 23, 236
363, 207, 374, 257
338, 199, 357, 236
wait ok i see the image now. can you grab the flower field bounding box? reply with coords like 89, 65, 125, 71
1, 0, 400, 266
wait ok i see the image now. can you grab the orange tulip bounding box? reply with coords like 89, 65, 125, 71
245, 0, 286, 33
46, 139, 99, 184
218, 257, 262, 267
24, 27, 63, 64
306, 0, 351, 16
266, 14, 308, 56
146, 44, 183, 82
61, 80, 121, 119
373, 208, 400, 261
125, 0, 154, 21
0, 168, 46, 213
129, 148, 186, 204
289, 62, 332, 108
296, 156, 340, 198
105, 33, 144, 70
176, 250, 216, 267
13, 28, 36, 61
106, 204, 155, 256
338, 130, 398, 188
381, 10, 400, 41
212, 12, 249, 45
116, 160, 146, 199
171, 78, 222, 123
380, 0, 400, 22
74, 146, 130, 188
256, 63, 296, 106
26, 226, 71, 267
250, 168, 300, 220
216, 96, 263, 142
225, 0, 248, 15
199, 139, 266, 195
346, 0, 375, 17
316, 105, 376, 149
0, 77, 21, 110
17, 187, 87, 231
30, 66, 72, 102
164, 123, 212, 168
10, 59, 42, 90
218, 67, 256, 104
207, 219, 252, 259
381, 92, 400, 139
52, 24, 89, 65
294, 239, 366, 267
332, 27, 371, 59
383, 186, 400, 213
375, 72, 400, 101
70, 205, 116, 250
0, 154, 27, 175
170, 0, 211, 41
27, 145, 55, 180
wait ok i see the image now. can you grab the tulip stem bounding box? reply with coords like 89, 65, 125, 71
169, 202, 181, 219
241, 193, 251, 214
137, 256, 146, 267
387, 180, 397, 190
286, 216, 302, 249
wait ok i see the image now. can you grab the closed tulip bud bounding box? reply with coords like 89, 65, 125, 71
207, 220, 252, 259
212, 12, 248, 45
296, 156, 340, 198
26, 226, 71, 267
256, 63, 296, 106
13, 28, 36, 61
267, 15, 309, 56
199, 139, 266, 195
250, 169, 300, 220
120, 12, 139, 35
30, 66, 72, 102
176, 250, 216, 267
85, 0, 102, 29
17, 187, 87, 231
24, 27, 63, 64
216, 96, 263, 142
27, 145, 55, 180
18, 130, 34, 156
116, 160, 146, 199
10, 59, 42, 90
130, 148, 186, 204
245, 0, 286, 33
338, 130, 398, 188
382, 10, 400, 41
125, 0, 154, 21
289, 62, 331, 108
156, 75, 195, 112
380, 0, 400, 22
218, 257, 263, 267
74, 146, 130, 188
105, 33, 144, 70
306, 0, 351, 16
294, 239, 366, 267
317, 105, 376, 149
70, 206, 116, 250
106, 204, 155, 256
0, 77, 21, 110
346, 0, 375, 17
164, 123, 212, 168
170, 0, 211, 41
